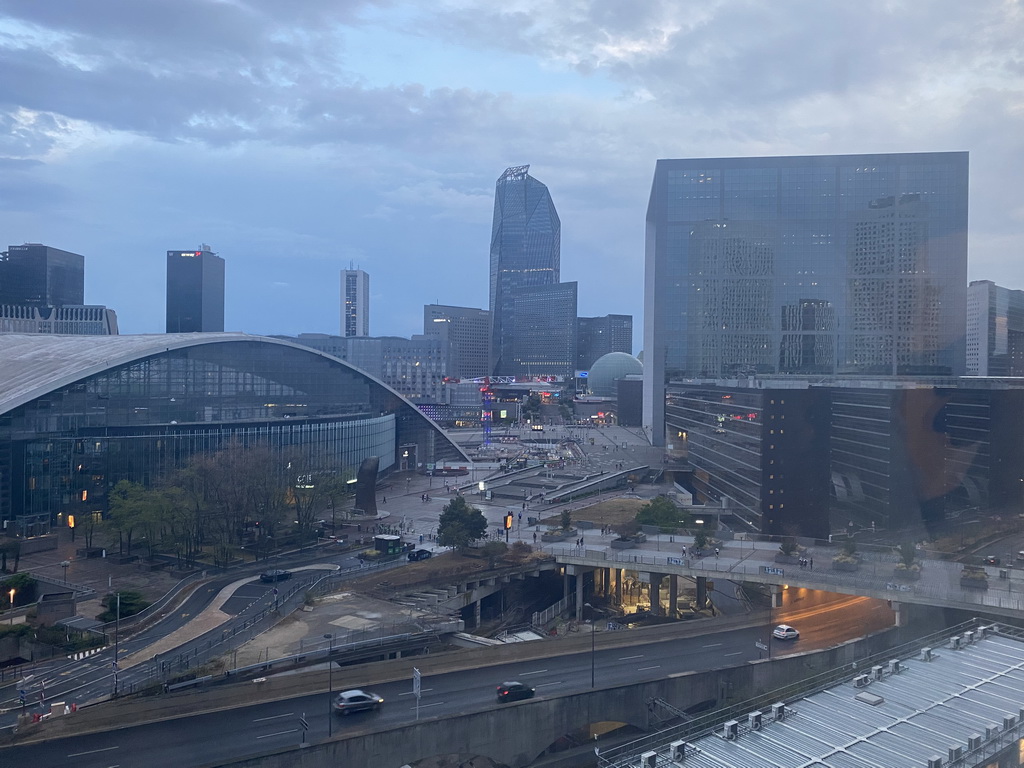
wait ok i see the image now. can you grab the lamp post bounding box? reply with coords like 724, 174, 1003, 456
7, 588, 14, 625
324, 633, 334, 737
113, 592, 120, 696
584, 603, 595, 688
61, 560, 70, 583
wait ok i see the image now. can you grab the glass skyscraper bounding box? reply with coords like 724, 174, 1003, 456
0, 243, 84, 307
489, 165, 560, 375
644, 152, 969, 442
166, 245, 225, 333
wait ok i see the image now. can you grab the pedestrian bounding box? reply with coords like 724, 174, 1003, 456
533, 532, 537, 543
809, 557, 813, 570
382, 495, 386, 504
715, 547, 719, 558
681, 545, 686, 557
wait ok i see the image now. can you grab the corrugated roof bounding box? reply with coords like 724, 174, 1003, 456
619, 627, 1024, 768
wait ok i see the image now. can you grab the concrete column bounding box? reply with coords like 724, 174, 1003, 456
892, 600, 903, 627
474, 598, 481, 628
575, 573, 585, 621
615, 568, 623, 605
668, 574, 678, 618
650, 574, 662, 616
563, 572, 570, 599
770, 585, 783, 608
695, 576, 708, 609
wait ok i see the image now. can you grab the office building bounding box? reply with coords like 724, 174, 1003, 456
423, 304, 491, 379
0, 304, 118, 335
341, 268, 370, 337
966, 280, 1024, 377
644, 152, 969, 443
511, 281, 577, 377
0, 243, 84, 307
577, 314, 633, 371
276, 333, 446, 403
489, 165, 560, 375
0, 333, 468, 534
166, 245, 225, 333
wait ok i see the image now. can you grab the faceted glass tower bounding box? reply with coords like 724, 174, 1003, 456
489, 165, 560, 375
644, 152, 969, 443
166, 246, 225, 333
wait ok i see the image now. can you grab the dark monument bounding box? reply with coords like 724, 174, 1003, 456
354, 456, 379, 517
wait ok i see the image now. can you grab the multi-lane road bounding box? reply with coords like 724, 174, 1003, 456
1, 592, 893, 768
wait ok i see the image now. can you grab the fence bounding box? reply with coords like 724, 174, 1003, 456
532, 593, 575, 627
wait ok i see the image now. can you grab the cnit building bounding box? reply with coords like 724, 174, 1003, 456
640, 152, 1021, 539
0, 334, 468, 535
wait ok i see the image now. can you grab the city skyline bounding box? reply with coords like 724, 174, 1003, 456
1, 3, 1022, 352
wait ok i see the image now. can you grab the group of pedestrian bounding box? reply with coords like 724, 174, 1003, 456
420, 493, 431, 502
799, 557, 813, 570
599, 524, 613, 535
575, 537, 585, 548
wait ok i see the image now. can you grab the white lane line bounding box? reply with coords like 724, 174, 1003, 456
253, 712, 293, 722
257, 729, 298, 740
724, 651, 743, 657
702, 643, 722, 648
519, 669, 547, 676
410, 701, 445, 710
637, 665, 661, 671
68, 746, 119, 757
399, 688, 434, 696
618, 654, 644, 660
536, 682, 563, 688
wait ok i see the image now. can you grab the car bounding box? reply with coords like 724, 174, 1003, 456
496, 681, 535, 703
259, 569, 292, 583
408, 549, 432, 561
1017, 550, 1024, 562
984, 555, 1001, 566
773, 624, 800, 640
333, 689, 384, 715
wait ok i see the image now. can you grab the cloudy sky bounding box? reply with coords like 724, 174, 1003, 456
1, 1, 1022, 347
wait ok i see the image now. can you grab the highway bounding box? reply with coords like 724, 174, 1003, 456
1, 593, 893, 768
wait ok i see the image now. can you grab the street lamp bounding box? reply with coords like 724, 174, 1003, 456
7, 588, 14, 625
61, 560, 70, 583
324, 633, 334, 737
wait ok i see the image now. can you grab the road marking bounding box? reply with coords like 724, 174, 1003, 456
702, 643, 722, 648
257, 729, 298, 739
637, 665, 660, 671
536, 681, 563, 687
724, 652, 743, 657
399, 689, 433, 696
253, 712, 293, 722
411, 701, 445, 710
618, 654, 644, 660
68, 746, 119, 757
519, 669, 547, 676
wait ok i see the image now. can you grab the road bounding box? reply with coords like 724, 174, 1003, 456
1, 593, 892, 768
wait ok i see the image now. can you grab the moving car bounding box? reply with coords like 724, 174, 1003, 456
259, 569, 292, 583
496, 681, 535, 703
1017, 550, 1024, 562
408, 549, 433, 561
773, 624, 800, 640
984, 555, 1001, 566
333, 689, 384, 715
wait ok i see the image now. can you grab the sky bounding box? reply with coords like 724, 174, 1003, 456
1, 1, 1023, 351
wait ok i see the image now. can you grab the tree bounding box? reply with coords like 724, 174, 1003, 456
437, 496, 487, 551
97, 590, 150, 622
0, 538, 21, 573
636, 496, 690, 531
559, 509, 573, 531
108, 480, 157, 556
693, 530, 710, 550
1, 573, 36, 606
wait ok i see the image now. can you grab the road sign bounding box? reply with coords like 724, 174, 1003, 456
755, 640, 769, 651
762, 565, 784, 576
412, 667, 421, 698
299, 714, 309, 730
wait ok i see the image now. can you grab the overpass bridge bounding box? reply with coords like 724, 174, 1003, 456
546, 539, 1024, 621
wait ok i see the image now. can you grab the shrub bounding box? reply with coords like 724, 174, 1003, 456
779, 538, 799, 557
97, 590, 150, 622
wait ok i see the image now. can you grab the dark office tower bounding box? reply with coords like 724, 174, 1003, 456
165, 244, 225, 333
489, 165, 560, 375
341, 268, 370, 337
577, 314, 633, 371
511, 282, 577, 377
0, 243, 84, 306
423, 304, 491, 379
644, 152, 968, 443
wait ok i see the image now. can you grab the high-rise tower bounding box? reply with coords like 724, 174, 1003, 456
166, 244, 225, 333
0, 243, 84, 307
489, 165, 560, 375
341, 267, 370, 337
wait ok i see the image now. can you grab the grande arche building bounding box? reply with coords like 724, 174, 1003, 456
0, 333, 471, 535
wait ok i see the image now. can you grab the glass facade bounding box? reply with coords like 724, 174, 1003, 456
489, 165, 561, 375
0, 336, 467, 531
966, 280, 1024, 376
166, 248, 225, 333
644, 153, 969, 441
577, 314, 633, 371
0, 243, 85, 307
511, 281, 578, 377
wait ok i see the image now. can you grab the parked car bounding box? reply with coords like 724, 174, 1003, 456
773, 624, 800, 640
984, 555, 1001, 566
496, 681, 535, 703
333, 689, 384, 715
1017, 550, 1024, 562
259, 569, 292, 583
408, 549, 432, 561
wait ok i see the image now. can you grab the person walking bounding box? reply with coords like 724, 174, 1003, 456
715, 547, 719, 558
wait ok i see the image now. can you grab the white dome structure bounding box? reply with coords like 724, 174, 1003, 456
588, 352, 643, 396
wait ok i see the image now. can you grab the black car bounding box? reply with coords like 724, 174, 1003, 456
984, 555, 1001, 566
496, 681, 535, 703
408, 549, 432, 561
259, 569, 292, 583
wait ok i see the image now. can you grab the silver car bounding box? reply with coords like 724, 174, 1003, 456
333, 689, 384, 715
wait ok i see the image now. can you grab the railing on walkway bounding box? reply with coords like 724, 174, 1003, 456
532, 593, 576, 627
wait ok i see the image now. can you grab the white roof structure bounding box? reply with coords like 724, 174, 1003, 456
611, 625, 1024, 768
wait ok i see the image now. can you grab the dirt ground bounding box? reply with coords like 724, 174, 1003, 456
538, 497, 647, 527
